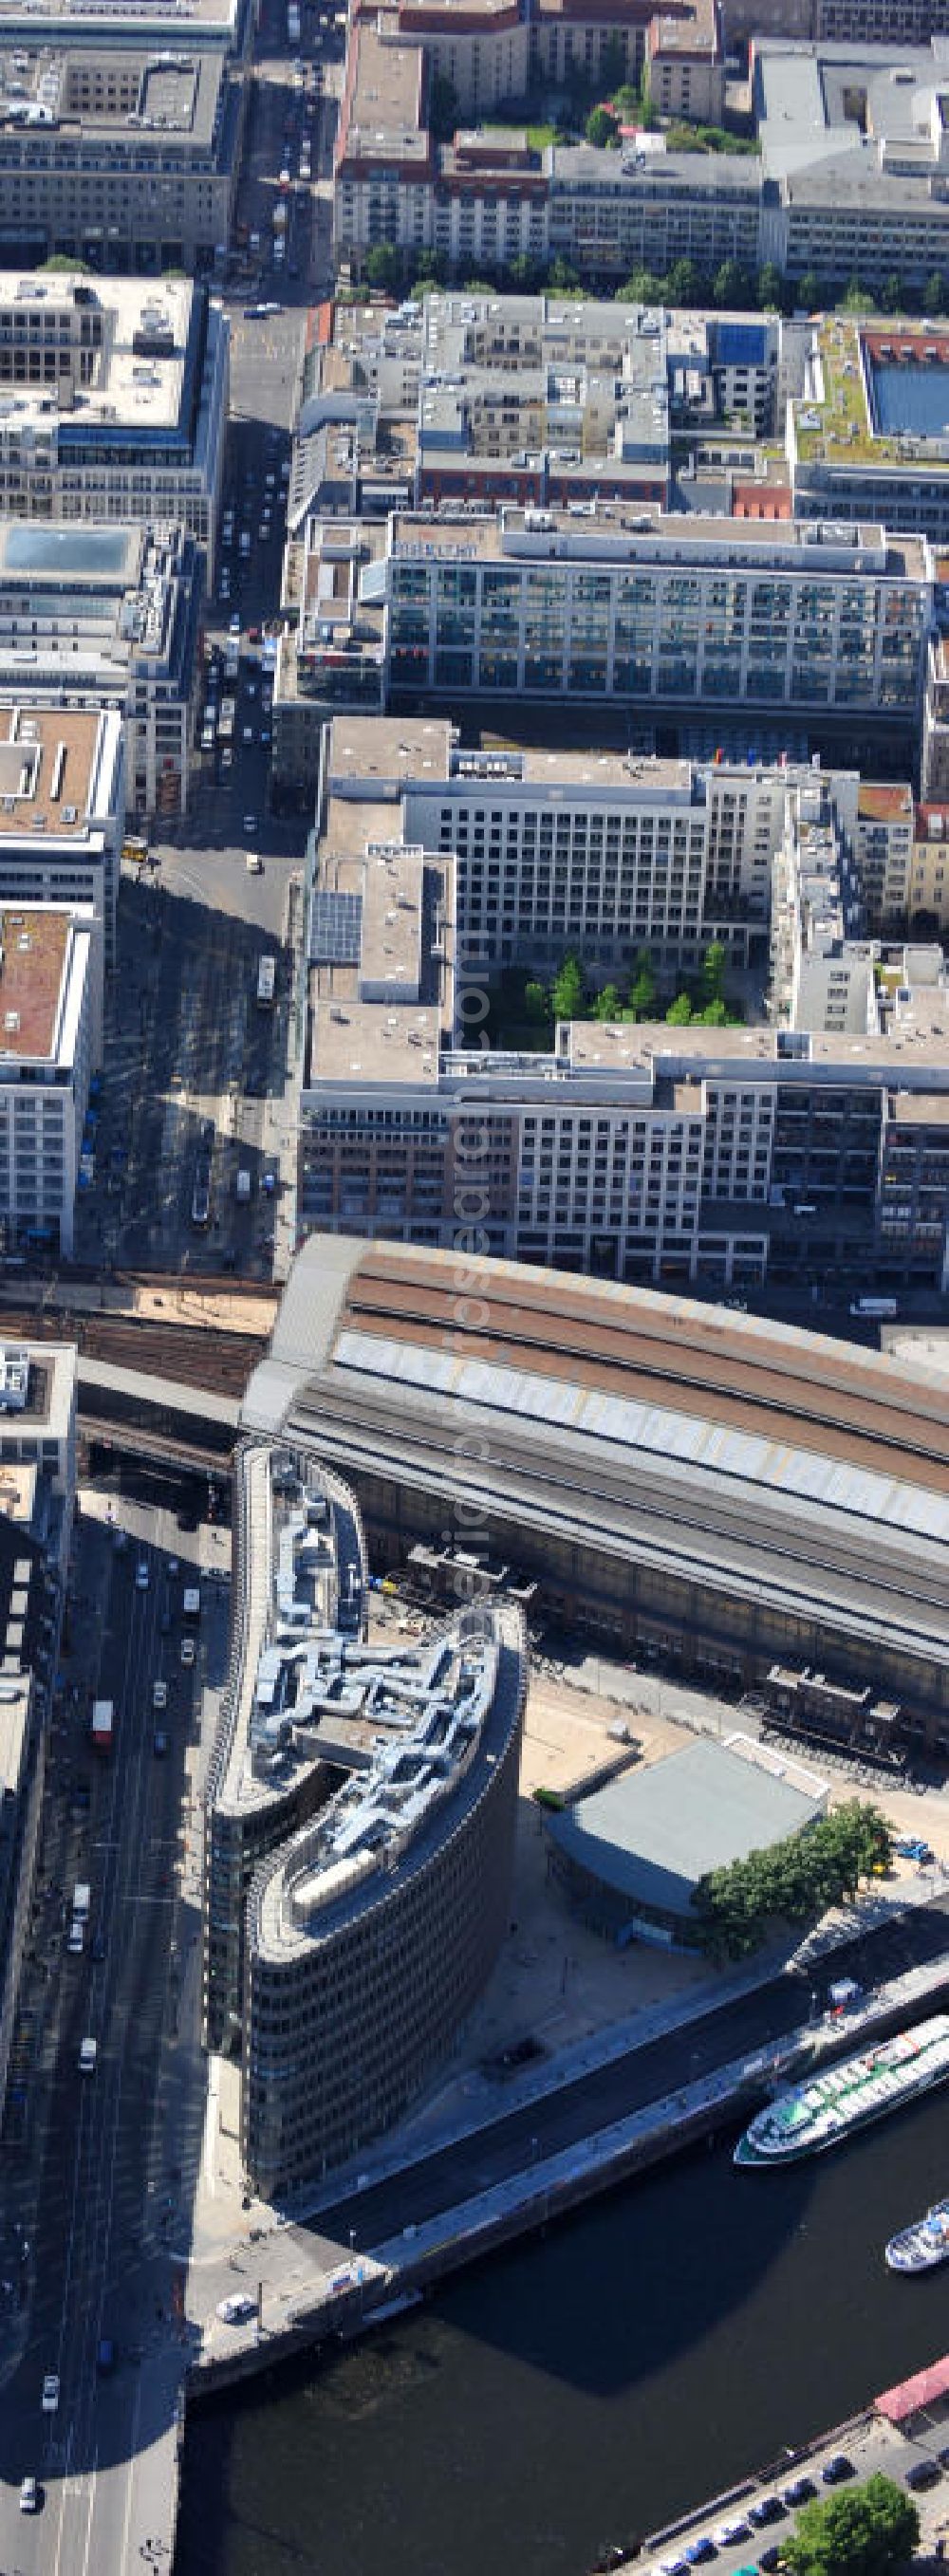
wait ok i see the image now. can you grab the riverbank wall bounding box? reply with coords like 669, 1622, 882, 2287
187, 1949, 949, 2400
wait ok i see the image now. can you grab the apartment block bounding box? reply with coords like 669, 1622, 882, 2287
0, 903, 100, 1260
0, 274, 228, 560
0, 519, 200, 825
0, 33, 242, 275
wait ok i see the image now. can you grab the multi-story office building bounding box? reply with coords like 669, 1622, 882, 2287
0, 704, 124, 967
281, 508, 931, 769
204, 1436, 527, 2194
0, 1336, 75, 2130
756, 39, 949, 294
0, 274, 228, 559
293, 292, 786, 530
789, 320, 949, 544
0, 903, 100, 1259
0, 519, 200, 824
0, 33, 242, 274
295, 720, 949, 1295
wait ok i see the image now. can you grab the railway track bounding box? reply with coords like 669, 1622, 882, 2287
0, 1307, 263, 1400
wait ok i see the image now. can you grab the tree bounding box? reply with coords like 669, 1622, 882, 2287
629, 951, 657, 1018
429, 72, 458, 139
700, 937, 727, 1008
364, 242, 401, 293
622, 267, 664, 306
586, 104, 621, 147
594, 982, 622, 1021
524, 979, 551, 1024
549, 255, 581, 293
783, 2475, 918, 2576
692, 1803, 893, 1959
880, 271, 905, 315
666, 992, 693, 1025
922, 269, 946, 316
713, 258, 751, 307
41, 254, 91, 274
667, 256, 705, 306
600, 32, 627, 92
698, 998, 729, 1026
797, 268, 820, 311
840, 275, 872, 312
756, 262, 786, 310
551, 953, 585, 1021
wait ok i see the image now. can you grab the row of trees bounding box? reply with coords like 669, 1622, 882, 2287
524, 942, 737, 1030
692, 1801, 892, 1961
357, 238, 949, 322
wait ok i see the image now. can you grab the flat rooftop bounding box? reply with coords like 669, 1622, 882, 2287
0, 274, 195, 438
0, 906, 71, 1062
548, 1736, 824, 1918
0, 706, 103, 839
0, 38, 223, 146
0, 0, 239, 29
388, 505, 928, 579
326, 713, 454, 788
340, 22, 426, 165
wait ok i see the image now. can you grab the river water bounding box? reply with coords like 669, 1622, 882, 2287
175, 2090, 949, 2576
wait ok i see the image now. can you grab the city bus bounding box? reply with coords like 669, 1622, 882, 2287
256, 954, 276, 1010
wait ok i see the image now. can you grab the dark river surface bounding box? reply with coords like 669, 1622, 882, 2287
175, 2090, 949, 2576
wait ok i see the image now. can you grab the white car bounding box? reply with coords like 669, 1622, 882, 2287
216, 2294, 257, 2325
136, 1561, 149, 1589
180, 1635, 195, 1668
243, 813, 258, 834
19, 2475, 39, 2512
246, 851, 263, 875
41, 2375, 60, 2413
153, 1680, 168, 1712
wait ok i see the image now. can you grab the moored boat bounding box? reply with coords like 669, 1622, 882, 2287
735, 2016, 949, 2167
885, 2198, 949, 2273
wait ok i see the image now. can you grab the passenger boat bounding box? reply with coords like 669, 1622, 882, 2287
885, 2198, 949, 2273
735, 2017, 949, 2166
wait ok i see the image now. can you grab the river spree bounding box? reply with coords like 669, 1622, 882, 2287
175, 2088, 949, 2576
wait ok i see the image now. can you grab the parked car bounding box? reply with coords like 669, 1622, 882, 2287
19, 2474, 39, 2511
41, 2375, 60, 2413
821, 2458, 854, 2487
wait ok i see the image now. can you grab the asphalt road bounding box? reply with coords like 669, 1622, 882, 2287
0, 1520, 209, 2571
311, 1899, 949, 2255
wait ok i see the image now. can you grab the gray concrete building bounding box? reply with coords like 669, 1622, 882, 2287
0, 33, 243, 274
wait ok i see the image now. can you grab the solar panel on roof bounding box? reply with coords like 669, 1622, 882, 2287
310, 889, 363, 965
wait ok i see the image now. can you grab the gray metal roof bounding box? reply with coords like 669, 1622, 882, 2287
548, 1737, 824, 1920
